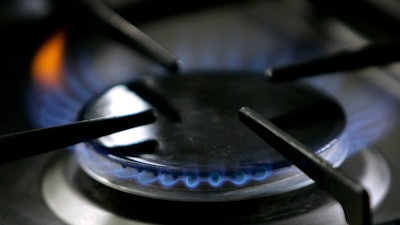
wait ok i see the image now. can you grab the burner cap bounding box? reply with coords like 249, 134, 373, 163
76, 71, 348, 201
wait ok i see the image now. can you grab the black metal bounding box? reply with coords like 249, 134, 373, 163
80, 73, 346, 175
94, 140, 159, 157
128, 79, 181, 122
79, 0, 181, 72
0, 109, 156, 165
51, 0, 180, 72
266, 40, 400, 82
238, 107, 371, 225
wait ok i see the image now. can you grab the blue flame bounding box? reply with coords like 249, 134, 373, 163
184, 174, 200, 189
306, 75, 398, 155
159, 173, 179, 187
230, 171, 249, 185
137, 171, 157, 185
208, 172, 223, 187
251, 166, 270, 181
114, 167, 139, 179
103, 166, 273, 188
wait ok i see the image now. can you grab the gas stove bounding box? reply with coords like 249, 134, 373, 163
1, 0, 400, 224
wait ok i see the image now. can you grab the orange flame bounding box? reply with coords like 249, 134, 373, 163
31, 30, 65, 88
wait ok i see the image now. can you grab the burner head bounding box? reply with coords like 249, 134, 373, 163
76, 71, 348, 201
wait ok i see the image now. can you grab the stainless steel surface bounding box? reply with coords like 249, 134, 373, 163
41, 146, 390, 225
1, 0, 400, 224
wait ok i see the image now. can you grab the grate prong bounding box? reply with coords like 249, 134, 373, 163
0, 109, 156, 165
266, 40, 400, 82
238, 106, 371, 225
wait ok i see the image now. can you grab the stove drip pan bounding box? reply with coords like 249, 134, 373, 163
74, 72, 350, 201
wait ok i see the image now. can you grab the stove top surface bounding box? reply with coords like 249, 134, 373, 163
2, 0, 400, 224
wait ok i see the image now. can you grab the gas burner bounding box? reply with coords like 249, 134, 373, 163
76, 71, 349, 201
42, 144, 390, 225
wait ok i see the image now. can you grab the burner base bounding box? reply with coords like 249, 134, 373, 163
42, 147, 390, 225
